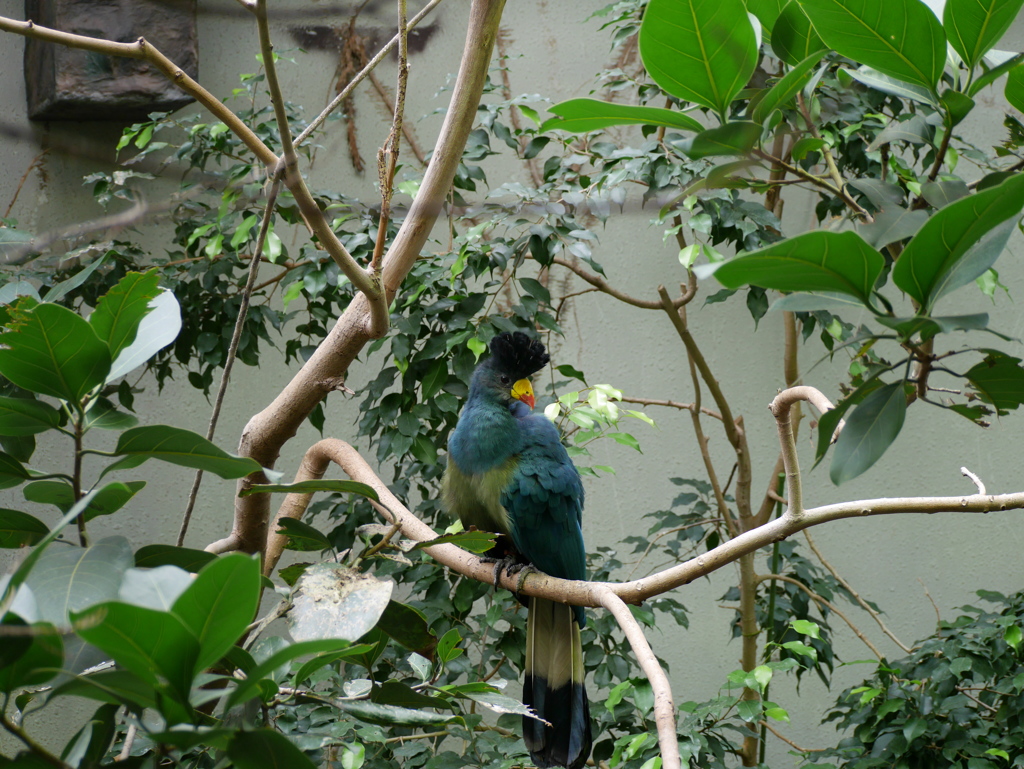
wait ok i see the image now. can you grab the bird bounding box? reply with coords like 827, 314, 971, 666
442, 331, 592, 769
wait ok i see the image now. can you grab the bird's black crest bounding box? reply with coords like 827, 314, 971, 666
488, 332, 549, 380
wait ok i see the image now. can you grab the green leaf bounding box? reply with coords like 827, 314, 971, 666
772, 1, 826, 66
88, 271, 161, 363
0, 509, 48, 548
0, 303, 111, 403
110, 425, 263, 479
47, 669, 158, 711
409, 529, 496, 553
25, 536, 133, 625
1004, 624, 1022, 650
736, 699, 762, 722
335, 699, 459, 727
966, 351, 1024, 412
118, 566, 194, 611
224, 638, 351, 710
846, 66, 939, 105
792, 619, 821, 638
375, 600, 436, 655
830, 381, 907, 484
893, 173, 1024, 309
0, 491, 100, 620
73, 601, 199, 702
372, 679, 451, 709
903, 715, 927, 743
436, 628, 463, 664
24, 480, 146, 522
702, 230, 884, 307
859, 208, 929, 249
241, 479, 378, 501
639, 0, 759, 118
1005, 62, 1024, 111
227, 729, 320, 769
0, 451, 32, 490
291, 643, 376, 684
676, 122, 762, 159
797, 0, 945, 91
542, 98, 705, 134
61, 703, 119, 769
105, 289, 181, 383
0, 397, 62, 437
134, 544, 217, 572
0, 623, 63, 693
752, 51, 826, 124
421, 359, 448, 399
275, 518, 333, 552
940, 89, 975, 128
556, 364, 587, 384
874, 313, 991, 342
971, 51, 1024, 96
944, 0, 1024, 70
172, 553, 261, 673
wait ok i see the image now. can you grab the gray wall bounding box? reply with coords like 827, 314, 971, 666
1, 0, 1023, 763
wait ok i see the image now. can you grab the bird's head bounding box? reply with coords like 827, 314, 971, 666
471, 332, 549, 410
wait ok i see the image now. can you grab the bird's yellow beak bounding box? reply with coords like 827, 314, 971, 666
511, 378, 535, 410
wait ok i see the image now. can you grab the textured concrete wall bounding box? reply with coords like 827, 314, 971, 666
1, 0, 1023, 763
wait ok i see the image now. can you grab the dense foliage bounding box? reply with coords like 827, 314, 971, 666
2, 0, 1024, 766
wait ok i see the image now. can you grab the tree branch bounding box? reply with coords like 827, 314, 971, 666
224, 0, 509, 557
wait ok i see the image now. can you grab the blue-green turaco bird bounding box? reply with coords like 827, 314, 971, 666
442, 331, 592, 769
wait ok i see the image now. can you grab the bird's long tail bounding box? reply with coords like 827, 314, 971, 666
523, 597, 592, 769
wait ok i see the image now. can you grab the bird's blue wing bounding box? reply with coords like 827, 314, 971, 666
501, 414, 587, 626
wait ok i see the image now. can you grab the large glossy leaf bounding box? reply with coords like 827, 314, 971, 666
893, 173, 1024, 309
172, 553, 261, 673
0, 397, 61, 437
24, 480, 146, 522
335, 699, 460, 727
751, 51, 826, 124
1005, 62, 1024, 112
0, 492, 97, 621
966, 351, 1024, 413
227, 729, 320, 769
72, 601, 199, 700
288, 564, 394, 643
798, 0, 945, 91
702, 230, 884, 306
541, 98, 704, 134
944, 0, 1024, 70
875, 313, 992, 342
241, 479, 378, 501
24, 536, 133, 625
106, 289, 181, 383
88, 271, 161, 363
118, 566, 194, 611
61, 703, 119, 769
48, 669, 158, 711
846, 66, 939, 106
110, 425, 262, 478
0, 303, 111, 403
748, 0, 789, 31
772, 1, 826, 65
0, 452, 33, 490
276, 518, 333, 552
134, 544, 217, 572
830, 381, 907, 484
859, 208, 929, 248
639, 0, 759, 118
0, 623, 63, 693
0, 509, 48, 548
677, 122, 762, 158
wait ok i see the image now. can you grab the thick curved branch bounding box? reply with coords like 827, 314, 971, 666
550, 256, 695, 310
593, 586, 680, 769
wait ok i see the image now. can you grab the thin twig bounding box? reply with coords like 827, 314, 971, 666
292, 0, 443, 149
803, 529, 911, 653
177, 179, 281, 547
961, 467, 986, 495
760, 720, 823, 753
755, 573, 885, 659
619, 395, 723, 420
4, 149, 47, 218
